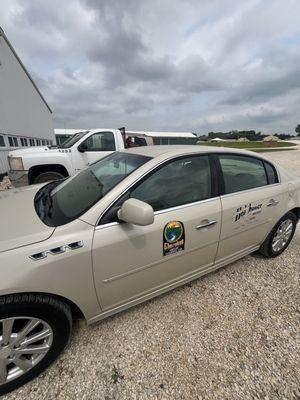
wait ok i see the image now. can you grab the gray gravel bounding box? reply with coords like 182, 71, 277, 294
264, 147, 300, 177
4, 150, 300, 400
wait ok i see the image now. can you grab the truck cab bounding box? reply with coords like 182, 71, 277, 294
8, 129, 126, 184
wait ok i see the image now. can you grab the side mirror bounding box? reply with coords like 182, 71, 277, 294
78, 142, 88, 153
117, 198, 154, 226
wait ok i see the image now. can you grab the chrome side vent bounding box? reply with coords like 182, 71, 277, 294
30, 252, 47, 261
67, 241, 83, 250
49, 247, 65, 255
29, 241, 84, 261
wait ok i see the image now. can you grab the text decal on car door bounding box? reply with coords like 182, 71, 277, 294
163, 221, 185, 256
235, 203, 263, 222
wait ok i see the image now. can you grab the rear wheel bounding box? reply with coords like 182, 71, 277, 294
33, 171, 65, 184
259, 212, 297, 258
0, 294, 72, 396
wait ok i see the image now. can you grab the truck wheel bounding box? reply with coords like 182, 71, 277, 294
259, 212, 297, 258
0, 294, 72, 396
33, 171, 65, 184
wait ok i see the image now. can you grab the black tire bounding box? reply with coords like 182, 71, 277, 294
259, 211, 297, 258
0, 294, 72, 396
33, 171, 65, 184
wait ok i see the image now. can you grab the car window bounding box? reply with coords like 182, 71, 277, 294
35, 152, 151, 227
130, 155, 212, 211
60, 132, 87, 148
218, 155, 268, 194
83, 132, 116, 151
264, 161, 278, 184
126, 136, 147, 147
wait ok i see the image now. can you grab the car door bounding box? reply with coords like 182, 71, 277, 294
92, 154, 222, 311
72, 131, 116, 170
215, 154, 284, 262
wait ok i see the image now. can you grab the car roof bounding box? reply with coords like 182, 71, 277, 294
124, 145, 262, 159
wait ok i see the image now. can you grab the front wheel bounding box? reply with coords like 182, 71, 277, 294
33, 171, 65, 184
259, 212, 297, 258
0, 294, 72, 396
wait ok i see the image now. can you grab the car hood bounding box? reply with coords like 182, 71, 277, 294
0, 185, 55, 253
9, 147, 58, 157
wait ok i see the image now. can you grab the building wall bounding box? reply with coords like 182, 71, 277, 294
0, 149, 9, 177
153, 137, 198, 145
0, 133, 53, 175
0, 31, 54, 174
0, 33, 54, 140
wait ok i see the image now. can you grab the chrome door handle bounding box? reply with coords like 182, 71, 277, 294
195, 220, 217, 230
267, 199, 279, 207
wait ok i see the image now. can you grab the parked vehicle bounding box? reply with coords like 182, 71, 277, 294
7, 129, 126, 185
0, 145, 299, 395
7, 129, 197, 185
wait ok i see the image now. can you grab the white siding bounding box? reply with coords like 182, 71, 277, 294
0, 149, 9, 175
0, 30, 54, 174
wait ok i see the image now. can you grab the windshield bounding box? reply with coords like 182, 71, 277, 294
60, 131, 88, 148
35, 152, 152, 227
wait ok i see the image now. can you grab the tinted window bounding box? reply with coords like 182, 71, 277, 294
153, 137, 169, 145
153, 137, 197, 145
132, 136, 147, 146
83, 132, 116, 151
130, 156, 211, 211
35, 152, 151, 227
0, 135, 5, 147
264, 161, 278, 184
219, 155, 268, 194
60, 132, 87, 148
8, 137, 18, 147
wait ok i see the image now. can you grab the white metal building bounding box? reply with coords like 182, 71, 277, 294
0, 27, 54, 175
127, 131, 197, 145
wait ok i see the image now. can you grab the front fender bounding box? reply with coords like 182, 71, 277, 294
23, 153, 73, 175
0, 220, 100, 321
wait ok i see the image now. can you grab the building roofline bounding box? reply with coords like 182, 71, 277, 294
0, 26, 52, 113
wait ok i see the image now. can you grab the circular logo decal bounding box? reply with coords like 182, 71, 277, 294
164, 221, 184, 243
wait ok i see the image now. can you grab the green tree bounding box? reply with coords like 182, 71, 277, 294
296, 124, 300, 136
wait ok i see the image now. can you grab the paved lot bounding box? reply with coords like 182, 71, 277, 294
5, 150, 300, 400
264, 147, 300, 177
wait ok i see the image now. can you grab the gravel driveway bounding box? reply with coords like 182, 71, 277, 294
5, 150, 300, 400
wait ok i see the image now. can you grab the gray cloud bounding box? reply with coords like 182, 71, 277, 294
221, 69, 300, 106
1, 0, 300, 134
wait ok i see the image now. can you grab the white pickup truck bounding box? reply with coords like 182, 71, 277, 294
7, 129, 146, 185
8, 129, 198, 185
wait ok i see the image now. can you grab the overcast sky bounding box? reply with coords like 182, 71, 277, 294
1, 0, 300, 134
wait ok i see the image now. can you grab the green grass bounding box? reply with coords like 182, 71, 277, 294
251, 148, 297, 153
198, 141, 296, 149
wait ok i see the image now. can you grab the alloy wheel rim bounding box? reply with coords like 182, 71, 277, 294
272, 219, 294, 253
0, 317, 53, 385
